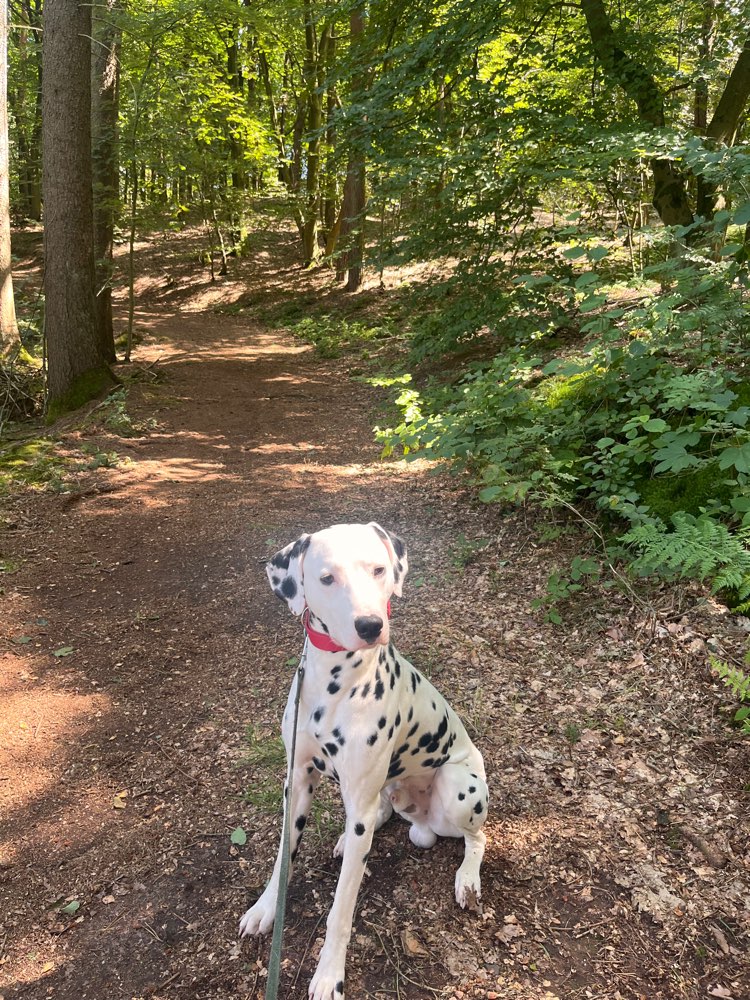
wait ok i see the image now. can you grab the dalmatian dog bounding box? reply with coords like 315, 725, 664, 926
239, 522, 488, 1000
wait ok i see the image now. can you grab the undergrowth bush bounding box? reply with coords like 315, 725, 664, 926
372, 193, 750, 600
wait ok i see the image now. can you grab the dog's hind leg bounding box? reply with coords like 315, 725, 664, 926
238, 759, 320, 936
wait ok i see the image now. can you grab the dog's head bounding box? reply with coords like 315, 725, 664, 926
266, 523, 409, 650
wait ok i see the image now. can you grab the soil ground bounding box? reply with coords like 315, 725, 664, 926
1, 220, 749, 1000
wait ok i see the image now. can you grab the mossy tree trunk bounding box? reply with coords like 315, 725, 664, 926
43, 0, 115, 418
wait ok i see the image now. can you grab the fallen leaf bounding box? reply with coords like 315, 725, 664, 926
401, 928, 429, 957
52, 646, 75, 658
230, 826, 247, 846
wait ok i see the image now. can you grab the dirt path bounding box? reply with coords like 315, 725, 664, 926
1, 226, 749, 1000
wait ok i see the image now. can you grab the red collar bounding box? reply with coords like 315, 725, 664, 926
302, 603, 391, 653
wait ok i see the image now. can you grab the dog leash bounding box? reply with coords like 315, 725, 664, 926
265, 635, 307, 1000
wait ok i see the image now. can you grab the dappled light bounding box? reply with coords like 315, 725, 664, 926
4, 0, 750, 996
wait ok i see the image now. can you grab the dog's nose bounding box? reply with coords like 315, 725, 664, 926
354, 615, 384, 642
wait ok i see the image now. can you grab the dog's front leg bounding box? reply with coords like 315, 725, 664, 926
239, 759, 319, 937
308, 793, 381, 1000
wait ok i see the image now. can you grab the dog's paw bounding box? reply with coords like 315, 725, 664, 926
309, 965, 345, 1000
408, 823, 437, 849
238, 896, 276, 937
455, 870, 482, 911
332, 832, 345, 858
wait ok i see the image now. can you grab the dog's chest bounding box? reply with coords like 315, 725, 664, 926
300, 645, 462, 783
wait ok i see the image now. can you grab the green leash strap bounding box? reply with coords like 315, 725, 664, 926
265, 640, 307, 1000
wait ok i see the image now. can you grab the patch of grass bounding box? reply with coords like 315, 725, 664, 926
290, 315, 394, 359
241, 725, 342, 845
0, 439, 68, 495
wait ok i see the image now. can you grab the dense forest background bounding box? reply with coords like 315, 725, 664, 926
2, 1, 750, 660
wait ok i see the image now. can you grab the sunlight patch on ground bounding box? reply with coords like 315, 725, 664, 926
0, 669, 111, 864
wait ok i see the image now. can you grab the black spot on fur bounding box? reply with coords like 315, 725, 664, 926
313, 757, 326, 772
332, 727, 345, 746
458, 792, 465, 800
330, 665, 342, 678
422, 758, 434, 767
407, 722, 419, 737
361, 682, 371, 699
327, 681, 340, 695
395, 711, 401, 727
354, 822, 365, 836
387, 725, 394, 740
346, 651, 355, 659
469, 786, 476, 794
295, 815, 306, 831
407, 706, 414, 722
390, 673, 396, 689
411, 672, 419, 693
378, 716, 386, 729
313, 707, 324, 723
350, 686, 358, 698
397, 742, 409, 755
367, 732, 378, 746
280, 576, 297, 600
362, 852, 370, 863
474, 801, 483, 814
375, 678, 385, 700
308, 784, 313, 793
325, 742, 338, 756
351, 658, 363, 669
336, 982, 344, 996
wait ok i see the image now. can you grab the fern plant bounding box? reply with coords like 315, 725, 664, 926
711, 655, 750, 734
623, 513, 750, 599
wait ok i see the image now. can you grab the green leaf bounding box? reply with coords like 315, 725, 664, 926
230, 827, 247, 846
732, 201, 750, 226
479, 485, 502, 502
562, 246, 587, 260
60, 900, 80, 916
13, 635, 32, 645
643, 418, 669, 433
53, 646, 75, 658
579, 294, 607, 313
720, 243, 743, 257
588, 246, 609, 262
719, 444, 750, 474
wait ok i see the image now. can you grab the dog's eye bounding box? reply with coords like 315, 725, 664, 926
320, 574, 335, 586
373, 566, 386, 578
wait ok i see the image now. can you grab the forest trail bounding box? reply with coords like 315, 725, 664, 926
1, 227, 748, 1000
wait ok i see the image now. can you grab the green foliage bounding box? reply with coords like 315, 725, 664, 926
711, 655, 750, 735
623, 515, 750, 598
290, 315, 393, 359
531, 556, 601, 624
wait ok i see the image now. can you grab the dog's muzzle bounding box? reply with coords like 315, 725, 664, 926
354, 615, 384, 643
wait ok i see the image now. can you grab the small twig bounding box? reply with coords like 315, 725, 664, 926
676, 823, 727, 869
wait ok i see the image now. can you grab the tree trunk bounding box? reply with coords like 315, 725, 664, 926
580, 0, 694, 227
91, 0, 120, 364
301, 5, 329, 266
43, 0, 115, 418
337, 8, 367, 290
0, 0, 19, 356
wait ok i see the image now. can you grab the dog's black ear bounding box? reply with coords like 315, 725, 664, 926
369, 522, 409, 597
266, 534, 310, 615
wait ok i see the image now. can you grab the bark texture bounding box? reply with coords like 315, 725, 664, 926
91, 0, 120, 363
1, 0, 19, 356
43, 0, 114, 416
